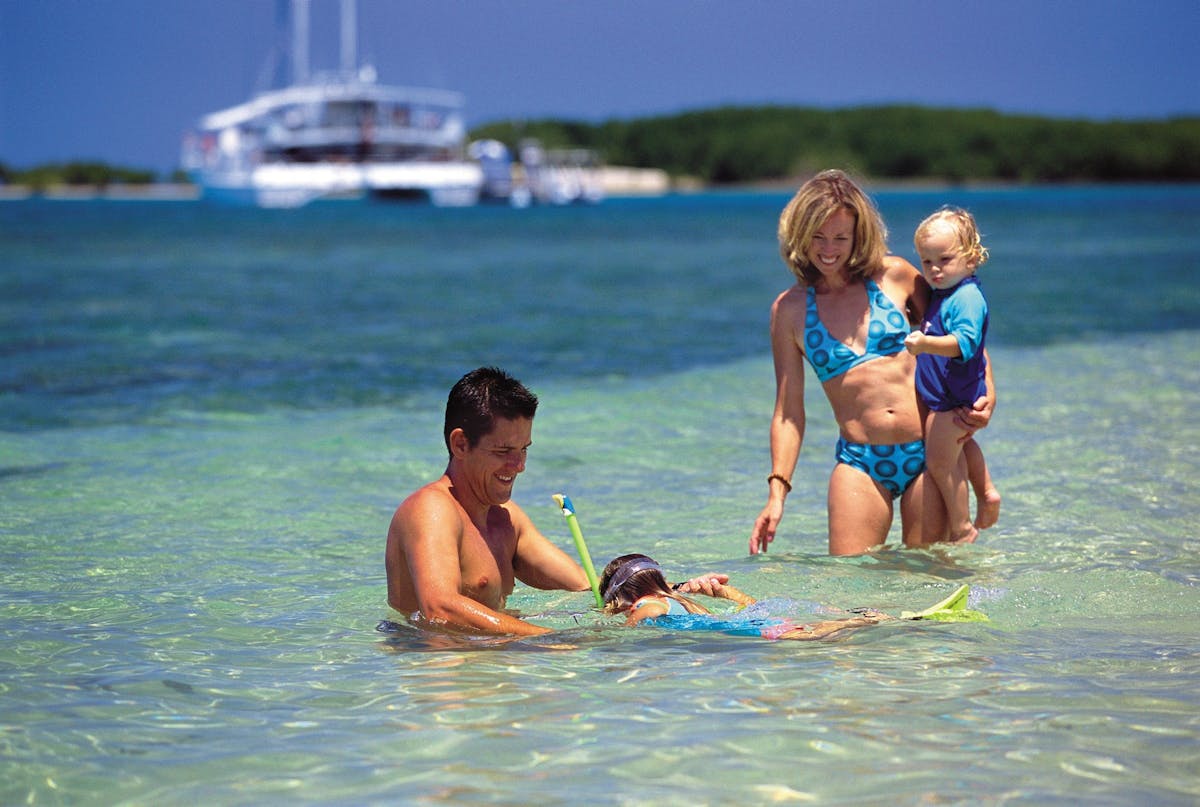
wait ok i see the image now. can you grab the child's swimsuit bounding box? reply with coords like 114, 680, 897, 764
914, 276, 989, 410
644, 612, 789, 638
637, 597, 818, 639
804, 279, 925, 497
803, 279, 909, 383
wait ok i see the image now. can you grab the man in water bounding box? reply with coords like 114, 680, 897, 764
385, 367, 589, 636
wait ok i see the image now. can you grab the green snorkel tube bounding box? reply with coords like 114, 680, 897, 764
553, 493, 603, 609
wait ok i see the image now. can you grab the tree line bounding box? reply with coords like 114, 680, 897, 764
4, 106, 1197, 188
0, 161, 161, 189
470, 105, 1200, 184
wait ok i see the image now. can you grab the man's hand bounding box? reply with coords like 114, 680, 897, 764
673, 573, 731, 597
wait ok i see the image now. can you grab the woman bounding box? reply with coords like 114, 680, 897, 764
750, 170, 996, 556
600, 554, 979, 640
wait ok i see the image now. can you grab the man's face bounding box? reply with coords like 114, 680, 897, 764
460, 416, 532, 506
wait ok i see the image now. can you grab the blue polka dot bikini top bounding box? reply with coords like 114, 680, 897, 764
803, 279, 910, 383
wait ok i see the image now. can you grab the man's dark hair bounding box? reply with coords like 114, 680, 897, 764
443, 367, 538, 457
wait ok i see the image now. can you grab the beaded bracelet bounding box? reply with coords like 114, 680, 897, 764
767, 473, 792, 493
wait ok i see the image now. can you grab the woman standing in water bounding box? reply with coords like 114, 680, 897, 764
750, 170, 999, 556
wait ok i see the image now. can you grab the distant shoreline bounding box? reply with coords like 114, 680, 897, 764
0, 183, 200, 201
3, 176, 1194, 203
0, 165, 671, 201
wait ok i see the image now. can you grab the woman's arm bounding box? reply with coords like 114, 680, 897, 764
751, 289, 807, 554
880, 255, 928, 326
955, 347, 995, 438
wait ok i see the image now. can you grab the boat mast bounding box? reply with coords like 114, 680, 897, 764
340, 0, 357, 77
291, 0, 309, 85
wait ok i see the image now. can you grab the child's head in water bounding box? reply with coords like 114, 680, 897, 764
599, 554, 672, 612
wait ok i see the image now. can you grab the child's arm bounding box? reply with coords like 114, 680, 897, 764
905, 330, 962, 357
626, 596, 670, 626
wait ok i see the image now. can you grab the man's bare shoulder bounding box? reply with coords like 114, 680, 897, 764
390, 477, 462, 539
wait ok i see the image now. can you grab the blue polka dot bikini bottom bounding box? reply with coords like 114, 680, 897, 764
835, 437, 926, 499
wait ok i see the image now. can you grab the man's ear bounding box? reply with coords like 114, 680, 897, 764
448, 428, 470, 458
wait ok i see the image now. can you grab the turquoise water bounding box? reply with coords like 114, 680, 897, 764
2, 188, 1199, 805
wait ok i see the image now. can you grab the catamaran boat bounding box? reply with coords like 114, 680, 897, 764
181, 0, 483, 208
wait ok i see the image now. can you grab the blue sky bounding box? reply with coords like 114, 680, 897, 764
2, 0, 1197, 175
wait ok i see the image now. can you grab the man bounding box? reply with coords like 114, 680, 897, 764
385, 367, 589, 636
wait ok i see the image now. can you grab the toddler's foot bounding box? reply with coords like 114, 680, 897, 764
974, 487, 1001, 530
951, 525, 979, 544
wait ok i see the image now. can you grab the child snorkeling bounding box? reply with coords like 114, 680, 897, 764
599, 554, 982, 640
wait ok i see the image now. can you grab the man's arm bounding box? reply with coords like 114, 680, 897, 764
509, 501, 589, 591
673, 573, 757, 608
393, 491, 553, 636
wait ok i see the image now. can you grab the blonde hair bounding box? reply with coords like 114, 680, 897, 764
778, 169, 889, 286
915, 206, 989, 268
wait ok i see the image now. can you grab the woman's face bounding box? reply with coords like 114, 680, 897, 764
806, 208, 856, 279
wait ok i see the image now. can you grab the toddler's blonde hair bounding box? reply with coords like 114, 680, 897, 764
915, 206, 989, 267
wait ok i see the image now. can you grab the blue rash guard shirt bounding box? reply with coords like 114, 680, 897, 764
914, 276, 988, 411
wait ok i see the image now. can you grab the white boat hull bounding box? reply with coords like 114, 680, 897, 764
192, 161, 483, 208
181, 2, 487, 210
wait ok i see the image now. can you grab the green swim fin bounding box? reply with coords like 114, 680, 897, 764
901, 584, 989, 622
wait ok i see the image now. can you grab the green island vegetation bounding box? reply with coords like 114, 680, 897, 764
3, 106, 1197, 189
0, 161, 165, 190
472, 105, 1200, 184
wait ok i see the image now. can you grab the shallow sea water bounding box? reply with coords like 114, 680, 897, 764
2, 188, 1199, 805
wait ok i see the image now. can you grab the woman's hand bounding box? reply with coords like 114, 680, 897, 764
957, 348, 997, 442
954, 393, 993, 442
750, 500, 784, 554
